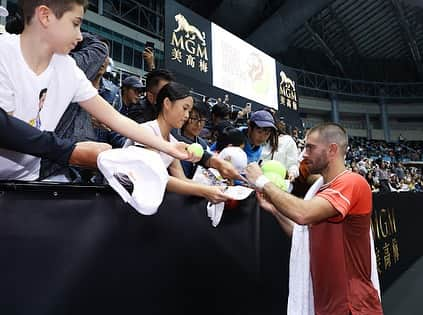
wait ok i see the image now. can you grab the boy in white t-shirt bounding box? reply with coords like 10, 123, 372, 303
0, 0, 193, 180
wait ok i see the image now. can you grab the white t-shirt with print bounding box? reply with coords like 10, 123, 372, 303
0, 34, 97, 180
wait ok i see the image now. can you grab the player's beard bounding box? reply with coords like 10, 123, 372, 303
308, 155, 329, 174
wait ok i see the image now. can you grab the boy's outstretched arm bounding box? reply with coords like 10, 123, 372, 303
79, 95, 194, 161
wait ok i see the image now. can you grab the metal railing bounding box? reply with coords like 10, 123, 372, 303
285, 66, 423, 100
89, 0, 164, 39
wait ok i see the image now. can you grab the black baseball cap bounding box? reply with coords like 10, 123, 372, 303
122, 76, 144, 90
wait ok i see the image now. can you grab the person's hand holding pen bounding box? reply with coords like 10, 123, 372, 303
245, 162, 267, 191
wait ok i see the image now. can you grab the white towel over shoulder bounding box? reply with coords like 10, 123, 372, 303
287, 177, 322, 315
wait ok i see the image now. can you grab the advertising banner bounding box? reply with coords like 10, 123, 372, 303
211, 23, 278, 110
276, 63, 302, 129
165, 0, 212, 85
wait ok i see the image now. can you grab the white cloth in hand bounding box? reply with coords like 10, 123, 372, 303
207, 186, 254, 227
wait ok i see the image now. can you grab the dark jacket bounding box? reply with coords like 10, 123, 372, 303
118, 96, 158, 124
0, 108, 75, 165
178, 134, 209, 178
95, 78, 126, 148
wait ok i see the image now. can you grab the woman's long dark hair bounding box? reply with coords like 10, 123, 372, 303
155, 82, 192, 117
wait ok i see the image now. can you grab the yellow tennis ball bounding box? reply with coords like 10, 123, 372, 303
187, 143, 204, 158
263, 172, 287, 191
261, 160, 286, 178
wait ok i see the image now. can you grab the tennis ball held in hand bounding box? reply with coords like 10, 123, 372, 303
261, 160, 288, 191
187, 143, 204, 158
261, 160, 286, 178
263, 172, 287, 191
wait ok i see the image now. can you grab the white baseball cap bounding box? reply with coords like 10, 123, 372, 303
0, 6, 8, 17
97, 146, 169, 215
218, 146, 248, 173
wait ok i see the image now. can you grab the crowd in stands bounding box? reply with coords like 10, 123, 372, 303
346, 137, 422, 193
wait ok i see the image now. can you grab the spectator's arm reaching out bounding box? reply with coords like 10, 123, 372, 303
0, 107, 110, 167
171, 129, 242, 180
79, 95, 194, 161
68, 141, 111, 168
166, 159, 230, 204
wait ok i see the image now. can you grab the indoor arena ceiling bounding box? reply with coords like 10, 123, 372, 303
175, 0, 423, 81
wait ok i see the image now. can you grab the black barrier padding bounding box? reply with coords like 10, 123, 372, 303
0, 182, 421, 315
0, 184, 261, 315
259, 211, 291, 315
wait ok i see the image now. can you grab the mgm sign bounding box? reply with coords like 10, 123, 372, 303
169, 13, 209, 73
372, 207, 400, 274
279, 71, 298, 111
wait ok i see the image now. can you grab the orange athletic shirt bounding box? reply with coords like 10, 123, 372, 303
310, 171, 383, 315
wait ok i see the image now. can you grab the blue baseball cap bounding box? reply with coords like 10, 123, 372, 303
250, 110, 276, 129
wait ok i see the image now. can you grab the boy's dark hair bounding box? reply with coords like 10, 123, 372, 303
155, 82, 192, 113
19, 0, 88, 25
216, 127, 246, 152
211, 102, 230, 119
145, 69, 176, 92
181, 101, 210, 131
192, 101, 209, 119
